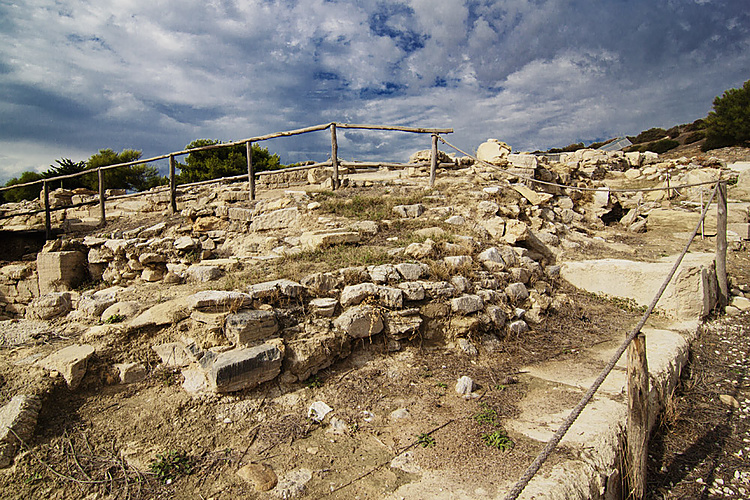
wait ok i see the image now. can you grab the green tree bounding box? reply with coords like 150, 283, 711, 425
44, 158, 91, 190
177, 139, 282, 184
3, 171, 44, 202
702, 79, 750, 151
87, 149, 165, 191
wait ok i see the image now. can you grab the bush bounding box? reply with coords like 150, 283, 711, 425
683, 131, 705, 145
645, 139, 680, 154
630, 127, 668, 144
3, 171, 44, 202
683, 118, 706, 132
702, 79, 750, 151
177, 139, 282, 184
666, 126, 681, 138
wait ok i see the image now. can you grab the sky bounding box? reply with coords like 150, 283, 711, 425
0, 0, 748, 183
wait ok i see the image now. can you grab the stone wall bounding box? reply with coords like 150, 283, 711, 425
0, 263, 38, 319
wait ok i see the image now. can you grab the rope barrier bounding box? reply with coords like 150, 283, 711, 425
438, 136, 719, 194
502, 181, 721, 500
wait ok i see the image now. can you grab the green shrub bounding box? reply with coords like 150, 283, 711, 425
630, 127, 668, 144
683, 131, 705, 145
666, 126, 681, 139
645, 139, 679, 154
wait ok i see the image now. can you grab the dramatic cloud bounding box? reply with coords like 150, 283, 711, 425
1, 0, 748, 182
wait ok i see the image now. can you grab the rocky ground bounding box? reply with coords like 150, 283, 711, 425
0, 144, 749, 499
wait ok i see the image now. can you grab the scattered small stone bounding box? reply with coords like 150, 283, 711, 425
237, 463, 278, 492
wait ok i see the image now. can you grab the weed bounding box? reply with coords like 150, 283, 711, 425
494, 384, 507, 391
473, 403, 500, 426
103, 313, 124, 324
435, 382, 447, 389
305, 374, 323, 389
149, 450, 194, 483
416, 433, 435, 448
481, 430, 514, 451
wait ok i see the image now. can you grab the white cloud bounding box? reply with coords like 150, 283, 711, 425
0, 0, 748, 181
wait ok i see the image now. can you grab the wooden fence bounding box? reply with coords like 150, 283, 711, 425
0, 122, 453, 239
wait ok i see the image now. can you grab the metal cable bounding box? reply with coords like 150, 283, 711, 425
502, 181, 721, 500
438, 136, 719, 194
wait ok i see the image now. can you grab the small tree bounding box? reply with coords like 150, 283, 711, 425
3, 171, 45, 202
177, 140, 282, 184
44, 158, 91, 190
702, 79, 750, 151
87, 149, 165, 191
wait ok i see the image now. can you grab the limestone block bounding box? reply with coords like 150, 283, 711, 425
208, 341, 284, 392
386, 311, 422, 340
561, 253, 718, 319
476, 139, 511, 165
451, 294, 484, 314
152, 342, 197, 367
505, 283, 529, 304
392, 204, 424, 218
301, 272, 340, 296
187, 290, 252, 312
26, 292, 72, 320
283, 331, 350, 382
299, 230, 360, 251
310, 298, 338, 317
340, 283, 379, 307
368, 264, 400, 283
225, 309, 279, 346
420, 281, 456, 300
37, 251, 86, 295
395, 263, 428, 281
186, 265, 222, 283
40, 344, 95, 389
404, 240, 436, 259
128, 297, 191, 329
252, 207, 299, 231
334, 305, 383, 338
398, 282, 425, 302
378, 286, 404, 309
512, 184, 553, 206
508, 153, 538, 170
228, 207, 254, 222
174, 236, 199, 251
0, 395, 42, 468
247, 279, 305, 300
114, 362, 147, 384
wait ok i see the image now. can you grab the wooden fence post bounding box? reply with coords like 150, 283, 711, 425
246, 141, 255, 201
429, 134, 438, 187
169, 154, 177, 214
43, 180, 51, 241
331, 123, 339, 190
98, 167, 106, 227
716, 180, 728, 308
627, 331, 649, 500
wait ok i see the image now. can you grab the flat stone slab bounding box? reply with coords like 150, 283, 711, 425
299, 230, 360, 251
39, 344, 95, 389
225, 309, 279, 346
561, 253, 718, 319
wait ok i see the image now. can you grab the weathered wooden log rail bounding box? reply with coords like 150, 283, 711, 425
0, 122, 453, 238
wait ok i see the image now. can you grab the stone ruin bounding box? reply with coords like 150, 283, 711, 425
1, 139, 749, 473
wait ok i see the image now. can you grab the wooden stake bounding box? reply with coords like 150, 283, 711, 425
429, 134, 438, 187
716, 180, 728, 308
169, 154, 177, 214
627, 332, 649, 500
246, 141, 255, 201
98, 168, 106, 227
331, 123, 339, 189
43, 180, 51, 241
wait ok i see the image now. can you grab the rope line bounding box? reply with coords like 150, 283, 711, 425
438, 136, 719, 194
502, 181, 721, 500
